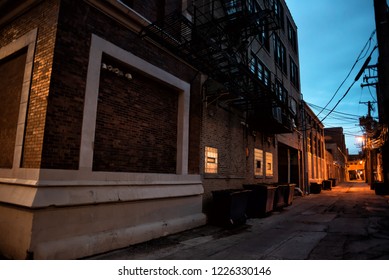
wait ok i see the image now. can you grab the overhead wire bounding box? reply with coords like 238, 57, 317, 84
315, 30, 376, 118
320, 44, 378, 123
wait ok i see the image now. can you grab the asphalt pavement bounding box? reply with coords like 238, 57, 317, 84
88, 182, 389, 260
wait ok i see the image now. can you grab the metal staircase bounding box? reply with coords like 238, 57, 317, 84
140, 0, 293, 133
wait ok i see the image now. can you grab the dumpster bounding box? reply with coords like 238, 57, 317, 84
310, 182, 321, 194
374, 182, 389, 195
273, 184, 288, 209
322, 180, 332, 190
329, 178, 337, 187
243, 184, 276, 217
211, 189, 251, 227
284, 184, 296, 205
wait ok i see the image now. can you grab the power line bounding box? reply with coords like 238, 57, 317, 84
320, 45, 378, 122
315, 30, 376, 118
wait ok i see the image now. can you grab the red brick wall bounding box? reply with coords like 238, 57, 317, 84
41, 0, 201, 170
1, 0, 201, 171
0, 0, 60, 169
92, 55, 178, 173
0, 49, 27, 168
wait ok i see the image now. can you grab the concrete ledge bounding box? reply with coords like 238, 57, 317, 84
34, 213, 206, 259
0, 191, 206, 259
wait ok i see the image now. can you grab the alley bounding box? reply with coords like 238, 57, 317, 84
90, 182, 389, 260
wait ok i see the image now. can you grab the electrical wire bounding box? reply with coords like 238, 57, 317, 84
320, 44, 378, 122
315, 30, 376, 118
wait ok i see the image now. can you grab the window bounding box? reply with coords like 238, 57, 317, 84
290, 57, 299, 89
249, 53, 271, 88
273, 0, 285, 30
290, 98, 297, 116
258, 19, 270, 51
274, 35, 287, 73
205, 146, 218, 173
254, 148, 263, 176
287, 19, 298, 52
275, 80, 288, 105
265, 152, 273, 177
226, 0, 242, 15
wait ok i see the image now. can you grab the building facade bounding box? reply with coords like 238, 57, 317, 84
301, 101, 326, 190
324, 127, 348, 184
0, 0, 306, 259
0, 0, 207, 259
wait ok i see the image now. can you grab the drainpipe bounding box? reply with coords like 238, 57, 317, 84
301, 99, 309, 194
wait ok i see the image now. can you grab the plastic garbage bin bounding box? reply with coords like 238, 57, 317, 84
243, 184, 276, 217
285, 184, 296, 205
310, 182, 322, 194
211, 189, 251, 227
322, 180, 332, 190
273, 184, 287, 209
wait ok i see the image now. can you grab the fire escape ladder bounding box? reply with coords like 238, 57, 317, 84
140, 0, 292, 133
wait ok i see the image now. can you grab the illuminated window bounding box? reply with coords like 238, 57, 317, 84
266, 152, 273, 177
205, 146, 218, 174
254, 148, 263, 176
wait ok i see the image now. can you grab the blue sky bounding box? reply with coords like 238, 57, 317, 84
286, 0, 380, 154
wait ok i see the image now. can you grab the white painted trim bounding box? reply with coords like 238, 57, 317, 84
0, 33, 195, 188
80, 34, 190, 174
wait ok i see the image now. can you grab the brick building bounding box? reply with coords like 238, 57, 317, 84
301, 101, 326, 190
0, 0, 304, 259
324, 127, 348, 184
184, 0, 303, 208
0, 0, 206, 259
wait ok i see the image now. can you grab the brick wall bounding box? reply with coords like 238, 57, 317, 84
0, 49, 27, 168
0, 0, 60, 168
92, 55, 178, 173
201, 102, 278, 211
40, 0, 201, 170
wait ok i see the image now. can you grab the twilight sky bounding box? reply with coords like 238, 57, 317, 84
286, 0, 381, 154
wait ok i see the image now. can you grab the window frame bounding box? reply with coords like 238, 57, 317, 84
265, 152, 273, 177
254, 148, 264, 176
205, 146, 218, 174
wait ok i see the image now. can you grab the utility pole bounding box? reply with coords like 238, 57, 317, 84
373, 0, 389, 190
359, 101, 376, 184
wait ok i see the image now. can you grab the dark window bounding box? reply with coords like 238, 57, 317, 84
290, 56, 299, 89
275, 80, 288, 106
287, 18, 298, 52
249, 53, 271, 88
274, 35, 287, 73
273, 0, 285, 30
226, 0, 242, 15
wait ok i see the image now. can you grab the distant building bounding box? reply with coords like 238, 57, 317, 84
324, 127, 348, 183
301, 102, 326, 189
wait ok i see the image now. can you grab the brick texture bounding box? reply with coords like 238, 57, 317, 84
0, 0, 60, 169
41, 0, 201, 170
0, 49, 27, 168
92, 55, 178, 173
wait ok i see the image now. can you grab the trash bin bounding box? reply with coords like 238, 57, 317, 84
322, 180, 332, 190
273, 184, 287, 209
211, 189, 251, 227
329, 178, 337, 187
243, 184, 276, 217
285, 184, 296, 205
310, 182, 321, 194
374, 182, 389, 195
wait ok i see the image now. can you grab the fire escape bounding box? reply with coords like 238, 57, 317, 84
140, 0, 294, 133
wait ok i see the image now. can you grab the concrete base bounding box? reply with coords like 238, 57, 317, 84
0, 178, 206, 259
